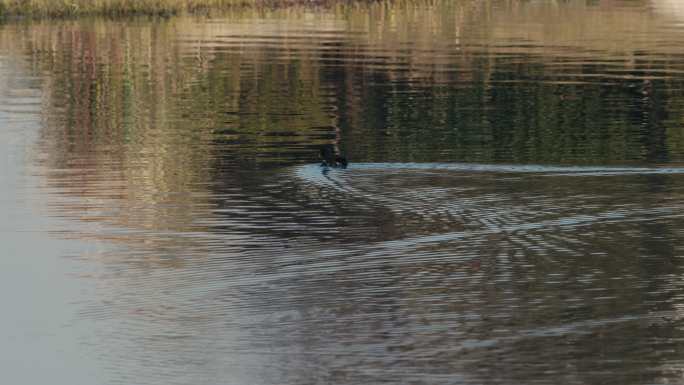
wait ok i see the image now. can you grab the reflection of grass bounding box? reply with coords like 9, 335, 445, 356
0, 0, 259, 17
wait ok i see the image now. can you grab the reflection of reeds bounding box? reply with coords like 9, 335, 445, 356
1, 14, 340, 235
4, 0, 684, 237
8, 20, 220, 235
0, 0, 256, 17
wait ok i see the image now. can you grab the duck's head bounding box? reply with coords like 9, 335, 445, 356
335, 155, 348, 169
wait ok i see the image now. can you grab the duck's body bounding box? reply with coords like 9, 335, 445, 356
320, 144, 348, 168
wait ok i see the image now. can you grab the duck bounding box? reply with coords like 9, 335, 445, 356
319, 144, 348, 169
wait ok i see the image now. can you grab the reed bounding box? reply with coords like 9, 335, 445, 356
0, 0, 263, 17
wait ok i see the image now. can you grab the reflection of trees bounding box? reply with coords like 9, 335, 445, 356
2, 0, 684, 237
4, 20, 220, 239
1, 0, 684, 237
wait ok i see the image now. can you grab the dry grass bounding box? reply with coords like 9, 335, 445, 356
0, 0, 264, 17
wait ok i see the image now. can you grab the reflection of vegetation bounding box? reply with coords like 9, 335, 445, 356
17, 1, 684, 167
344, 70, 670, 164
3, 0, 684, 232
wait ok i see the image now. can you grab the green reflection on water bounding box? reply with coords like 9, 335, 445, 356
2, 0, 684, 232
7, 1, 684, 172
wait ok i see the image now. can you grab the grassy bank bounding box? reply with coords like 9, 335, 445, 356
0, 0, 266, 17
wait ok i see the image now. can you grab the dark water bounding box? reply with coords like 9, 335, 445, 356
5, 1, 684, 384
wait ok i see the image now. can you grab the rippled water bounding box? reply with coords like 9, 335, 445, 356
6, 1, 684, 384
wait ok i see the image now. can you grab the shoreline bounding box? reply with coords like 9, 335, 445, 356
0, 0, 343, 19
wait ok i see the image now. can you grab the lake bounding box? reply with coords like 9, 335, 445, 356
3, 1, 684, 384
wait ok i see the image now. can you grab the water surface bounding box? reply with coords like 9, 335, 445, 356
4, 1, 684, 384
